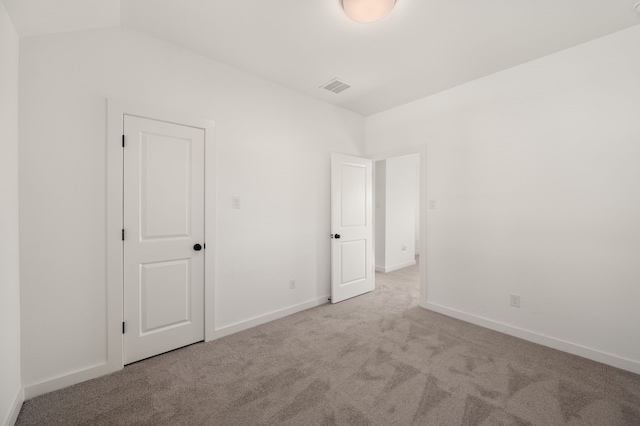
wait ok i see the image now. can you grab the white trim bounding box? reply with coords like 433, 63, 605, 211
212, 296, 330, 339
368, 144, 427, 307
24, 294, 318, 400
3, 386, 23, 426
423, 302, 640, 375
375, 260, 416, 273
23, 362, 112, 400
107, 99, 216, 372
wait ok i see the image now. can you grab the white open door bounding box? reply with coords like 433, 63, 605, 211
331, 153, 374, 303
123, 115, 205, 364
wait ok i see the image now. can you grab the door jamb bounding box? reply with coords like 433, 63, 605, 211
106, 99, 216, 372
368, 144, 427, 307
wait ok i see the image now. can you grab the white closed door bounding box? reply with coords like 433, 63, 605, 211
123, 115, 205, 364
331, 153, 374, 303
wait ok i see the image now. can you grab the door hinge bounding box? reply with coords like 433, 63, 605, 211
122, 322, 125, 334
122, 135, 125, 147
122, 229, 125, 241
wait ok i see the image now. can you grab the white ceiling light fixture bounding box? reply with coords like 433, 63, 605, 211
342, 0, 396, 23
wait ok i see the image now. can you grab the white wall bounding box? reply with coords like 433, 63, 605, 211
374, 160, 386, 269
0, 2, 23, 424
366, 25, 640, 373
414, 160, 420, 255
19, 27, 364, 392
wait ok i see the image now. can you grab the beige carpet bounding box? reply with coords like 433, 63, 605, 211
17, 260, 640, 425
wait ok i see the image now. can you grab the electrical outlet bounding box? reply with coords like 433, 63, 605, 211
510, 294, 520, 308
289, 279, 296, 290
232, 196, 241, 209
402, 245, 407, 252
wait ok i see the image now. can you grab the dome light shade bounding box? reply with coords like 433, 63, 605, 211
342, 0, 396, 23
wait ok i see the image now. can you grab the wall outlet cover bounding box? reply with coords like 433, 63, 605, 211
510, 294, 521, 308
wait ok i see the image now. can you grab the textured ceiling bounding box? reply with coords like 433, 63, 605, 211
5, 0, 640, 116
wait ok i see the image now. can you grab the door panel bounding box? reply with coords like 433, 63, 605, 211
140, 133, 192, 239
340, 240, 367, 284
331, 154, 374, 303
124, 115, 205, 364
140, 259, 191, 333
340, 163, 367, 226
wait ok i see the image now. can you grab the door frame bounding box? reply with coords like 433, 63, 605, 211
368, 144, 427, 307
107, 99, 216, 371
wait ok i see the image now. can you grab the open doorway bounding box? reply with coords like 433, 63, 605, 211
375, 154, 420, 273
373, 151, 423, 299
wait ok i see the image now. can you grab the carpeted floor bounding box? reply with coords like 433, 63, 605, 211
16, 260, 640, 425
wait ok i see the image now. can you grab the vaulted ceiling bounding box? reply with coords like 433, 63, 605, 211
4, 0, 640, 115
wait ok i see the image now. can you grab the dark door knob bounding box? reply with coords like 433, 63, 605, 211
334, 234, 341, 239
193, 244, 202, 251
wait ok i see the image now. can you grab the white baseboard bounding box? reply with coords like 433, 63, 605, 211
24, 362, 117, 400
3, 387, 24, 426
23, 297, 332, 400
212, 296, 330, 340
375, 260, 416, 273
423, 301, 640, 375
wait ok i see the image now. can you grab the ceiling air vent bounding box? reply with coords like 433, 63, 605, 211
320, 78, 351, 94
